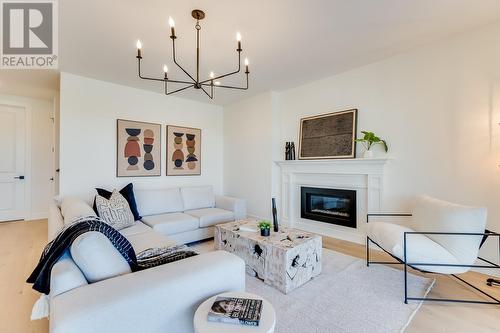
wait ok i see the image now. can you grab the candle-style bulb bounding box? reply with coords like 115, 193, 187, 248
163, 65, 168, 73
169, 17, 176, 37
136, 40, 142, 58
244, 58, 249, 73
209, 71, 215, 79
236, 32, 242, 51
214, 81, 221, 86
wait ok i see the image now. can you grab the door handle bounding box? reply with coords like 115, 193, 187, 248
14, 176, 25, 180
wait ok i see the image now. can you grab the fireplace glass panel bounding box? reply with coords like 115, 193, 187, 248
301, 187, 357, 228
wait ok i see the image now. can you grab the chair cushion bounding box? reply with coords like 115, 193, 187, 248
185, 208, 235, 228
119, 221, 152, 237
141, 213, 199, 235
70, 232, 132, 283
411, 195, 487, 265
60, 197, 96, 224
134, 188, 184, 216
125, 230, 177, 253
181, 186, 215, 210
367, 221, 466, 274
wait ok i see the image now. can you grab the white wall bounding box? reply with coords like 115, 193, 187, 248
59, 73, 224, 201
0, 94, 54, 219
224, 92, 277, 219
224, 22, 500, 263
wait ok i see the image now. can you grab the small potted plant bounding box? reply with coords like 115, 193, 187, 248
258, 220, 271, 237
355, 131, 388, 158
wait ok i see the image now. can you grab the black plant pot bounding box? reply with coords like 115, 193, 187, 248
260, 228, 270, 237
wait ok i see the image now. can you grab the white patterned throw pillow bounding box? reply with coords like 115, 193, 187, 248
95, 190, 135, 230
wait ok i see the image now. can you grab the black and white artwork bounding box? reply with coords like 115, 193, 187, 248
298, 109, 358, 159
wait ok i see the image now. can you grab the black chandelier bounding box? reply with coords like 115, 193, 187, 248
135, 9, 250, 99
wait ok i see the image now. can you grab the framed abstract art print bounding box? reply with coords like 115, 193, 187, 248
116, 119, 161, 177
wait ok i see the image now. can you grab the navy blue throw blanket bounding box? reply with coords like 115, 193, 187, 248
27, 216, 197, 295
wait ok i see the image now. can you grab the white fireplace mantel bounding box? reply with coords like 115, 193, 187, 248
275, 158, 391, 244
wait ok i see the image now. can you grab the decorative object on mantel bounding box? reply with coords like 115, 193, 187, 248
166, 125, 201, 176
116, 119, 161, 177
298, 109, 358, 160
272, 198, 279, 232
135, 9, 250, 99
258, 220, 271, 236
285, 142, 296, 160
355, 130, 388, 158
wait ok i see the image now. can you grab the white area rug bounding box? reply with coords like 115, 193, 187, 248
192, 243, 435, 333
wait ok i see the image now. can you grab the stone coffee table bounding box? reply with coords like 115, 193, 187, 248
214, 219, 322, 294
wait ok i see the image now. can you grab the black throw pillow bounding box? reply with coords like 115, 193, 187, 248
92, 183, 141, 220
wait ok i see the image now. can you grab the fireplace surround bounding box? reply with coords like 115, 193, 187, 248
276, 158, 390, 244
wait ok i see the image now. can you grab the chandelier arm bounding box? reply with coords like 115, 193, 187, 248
199, 51, 241, 84
200, 85, 213, 99
201, 73, 249, 90
138, 58, 192, 84
165, 84, 193, 95
172, 38, 197, 83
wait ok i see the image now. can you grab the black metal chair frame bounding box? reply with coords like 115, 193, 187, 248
366, 213, 500, 305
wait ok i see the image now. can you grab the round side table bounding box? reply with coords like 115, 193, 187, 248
194, 291, 276, 333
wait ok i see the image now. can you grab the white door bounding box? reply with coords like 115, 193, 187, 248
0, 104, 26, 222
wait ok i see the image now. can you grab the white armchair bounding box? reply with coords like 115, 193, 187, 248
366, 195, 499, 305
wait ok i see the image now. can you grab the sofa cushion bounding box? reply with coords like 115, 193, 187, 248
181, 186, 215, 210
60, 197, 96, 224
134, 188, 184, 216
70, 232, 132, 283
94, 190, 135, 230
411, 195, 487, 265
141, 213, 199, 235
125, 230, 177, 253
119, 221, 152, 237
367, 221, 465, 274
50, 250, 88, 297
93, 183, 141, 220
185, 208, 234, 228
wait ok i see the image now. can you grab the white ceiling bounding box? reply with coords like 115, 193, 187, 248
3, 0, 500, 104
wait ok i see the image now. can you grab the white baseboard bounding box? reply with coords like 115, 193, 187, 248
27, 212, 48, 220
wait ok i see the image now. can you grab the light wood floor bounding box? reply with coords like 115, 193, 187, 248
1, 220, 498, 333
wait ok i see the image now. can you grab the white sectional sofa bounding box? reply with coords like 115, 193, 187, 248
46, 186, 247, 333
135, 186, 246, 244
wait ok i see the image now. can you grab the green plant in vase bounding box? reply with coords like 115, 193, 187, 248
355, 131, 388, 158
258, 220, 272, 236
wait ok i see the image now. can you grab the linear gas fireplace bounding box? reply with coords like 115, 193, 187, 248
301, 187, 357, 228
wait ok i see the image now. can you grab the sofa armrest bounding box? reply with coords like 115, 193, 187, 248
215, 195, 247, 220
50, 251, 245, 333
48, 201, 65, 241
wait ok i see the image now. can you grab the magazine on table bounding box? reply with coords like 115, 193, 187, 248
207, 296, 262, 326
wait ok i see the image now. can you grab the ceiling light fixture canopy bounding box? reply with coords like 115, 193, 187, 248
135, 9, 250, 99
